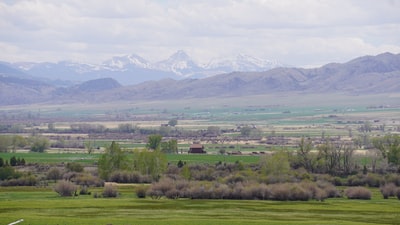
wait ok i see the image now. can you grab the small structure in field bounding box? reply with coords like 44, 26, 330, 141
188, 144, 206, 154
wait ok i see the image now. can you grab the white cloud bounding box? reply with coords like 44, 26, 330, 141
0, 0, 399, 66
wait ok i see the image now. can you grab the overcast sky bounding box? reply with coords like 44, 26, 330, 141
1, 0, 399, 67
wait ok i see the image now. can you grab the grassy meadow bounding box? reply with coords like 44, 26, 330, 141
0, 152, 260, 165
1, 185, 400, 225
1, 93, 400, 225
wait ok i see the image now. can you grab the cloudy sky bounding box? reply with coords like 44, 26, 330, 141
1, 0, 399, 67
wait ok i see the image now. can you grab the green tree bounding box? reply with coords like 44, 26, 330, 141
372, 134, 400, 166
168, 118, 178, 127
84, 139, 95, 154
240, 126, 252, 137
98, 141, 127, 180
0, 135, 11, 152
146, 134, 162, 150
181, 164, 191, 180
133, 149, 167, 180
11, 135, 27, 152
161, 139, 178, 154
261, 151, 290, 177
30, 136, 49, 153
296, 137, 315, 172
10, 156, 17, 166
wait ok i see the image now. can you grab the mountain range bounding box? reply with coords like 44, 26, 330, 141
4, 50, 282, 85
0, 52, 399, 105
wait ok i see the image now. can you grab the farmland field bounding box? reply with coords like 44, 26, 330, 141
0, 152, 260, 165
0, 186, 399, 225
1, 93, 400, 225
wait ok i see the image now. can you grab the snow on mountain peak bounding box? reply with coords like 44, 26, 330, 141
154, 50, 201, 76
102, 54, 151, 70
205, 54, 281, 72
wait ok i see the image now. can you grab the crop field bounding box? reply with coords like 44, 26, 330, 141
0, 186, 399, 225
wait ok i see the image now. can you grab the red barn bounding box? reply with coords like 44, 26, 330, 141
188, 144, 206, 154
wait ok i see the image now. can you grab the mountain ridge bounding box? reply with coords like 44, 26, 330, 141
7, 51, 282, 85
0, 52, 399, 105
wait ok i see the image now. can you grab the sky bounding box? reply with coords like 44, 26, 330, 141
1, 0, 400, 67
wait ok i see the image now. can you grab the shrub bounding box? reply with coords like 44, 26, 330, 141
66, 162, 84, 173
109, 171, 146, 183
225, 174, 245, 184
54, 180, 78, 197
269, 183, 290, 201
165, 188, 180, 199
147, 188, 163, 199
365, 173, 384, 187
380, 183, 398, 199
212, 183, 231, 199
71, 173, 104, 187
135, 185, 148, 198
102, 184, 118, 198
345, 187, 371, 200
93, 192, 101, 198
79, 185, 91, 195
316, 180, 341, 198
397, 189, 400, 200
386, 174, 400, 186
289, 184, 311, 201
0, 175, 37, 186
47, 167, 62, 181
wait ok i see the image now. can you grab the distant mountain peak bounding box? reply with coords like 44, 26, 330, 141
102, 54, 151, 70
169, 50, 191, 60
205, 54, 281, 73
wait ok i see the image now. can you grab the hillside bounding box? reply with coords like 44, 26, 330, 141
0, 52, 399, 105
108, 52, 400, 100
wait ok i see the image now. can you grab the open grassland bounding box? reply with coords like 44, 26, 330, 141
0, 152, 261, 165
0, 186, 399, 225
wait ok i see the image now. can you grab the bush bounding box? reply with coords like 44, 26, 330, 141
109, 171, 147, 183
269, 183, 290, 201
54, 180, 78, 197
68, 173, 104, 187
47, 167, 62, 181
365, 173, 384, 187
66, 162, 84, 173
102, 184, 118, 198
380, 183, 398, 199
79, 185, 91, 195
345, 187, 371, 200
316, 180, 341, 198
397, 189, 400, 200
0, 175, 37, 186
386, 174, 400, 186
135, 185, 148, 198
289, 184, 311, 201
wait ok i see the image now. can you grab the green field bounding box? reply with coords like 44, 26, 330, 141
0, 186, 399, 225
0, 152, 260, 165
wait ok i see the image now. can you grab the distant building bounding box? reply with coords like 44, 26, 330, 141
188, 144, 206, 154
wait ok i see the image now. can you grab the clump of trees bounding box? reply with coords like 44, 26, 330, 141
0, 135, 28, 152
98, 139, 167, 182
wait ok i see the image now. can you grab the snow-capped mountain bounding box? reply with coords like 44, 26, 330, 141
102, 54, 151, 71
7, 50, 282, 85
154, 50, 203, 77
205, 54, 282, 74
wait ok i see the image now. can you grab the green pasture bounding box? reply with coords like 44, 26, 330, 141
0, 186, 399, 225
0, 152, 261, 165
